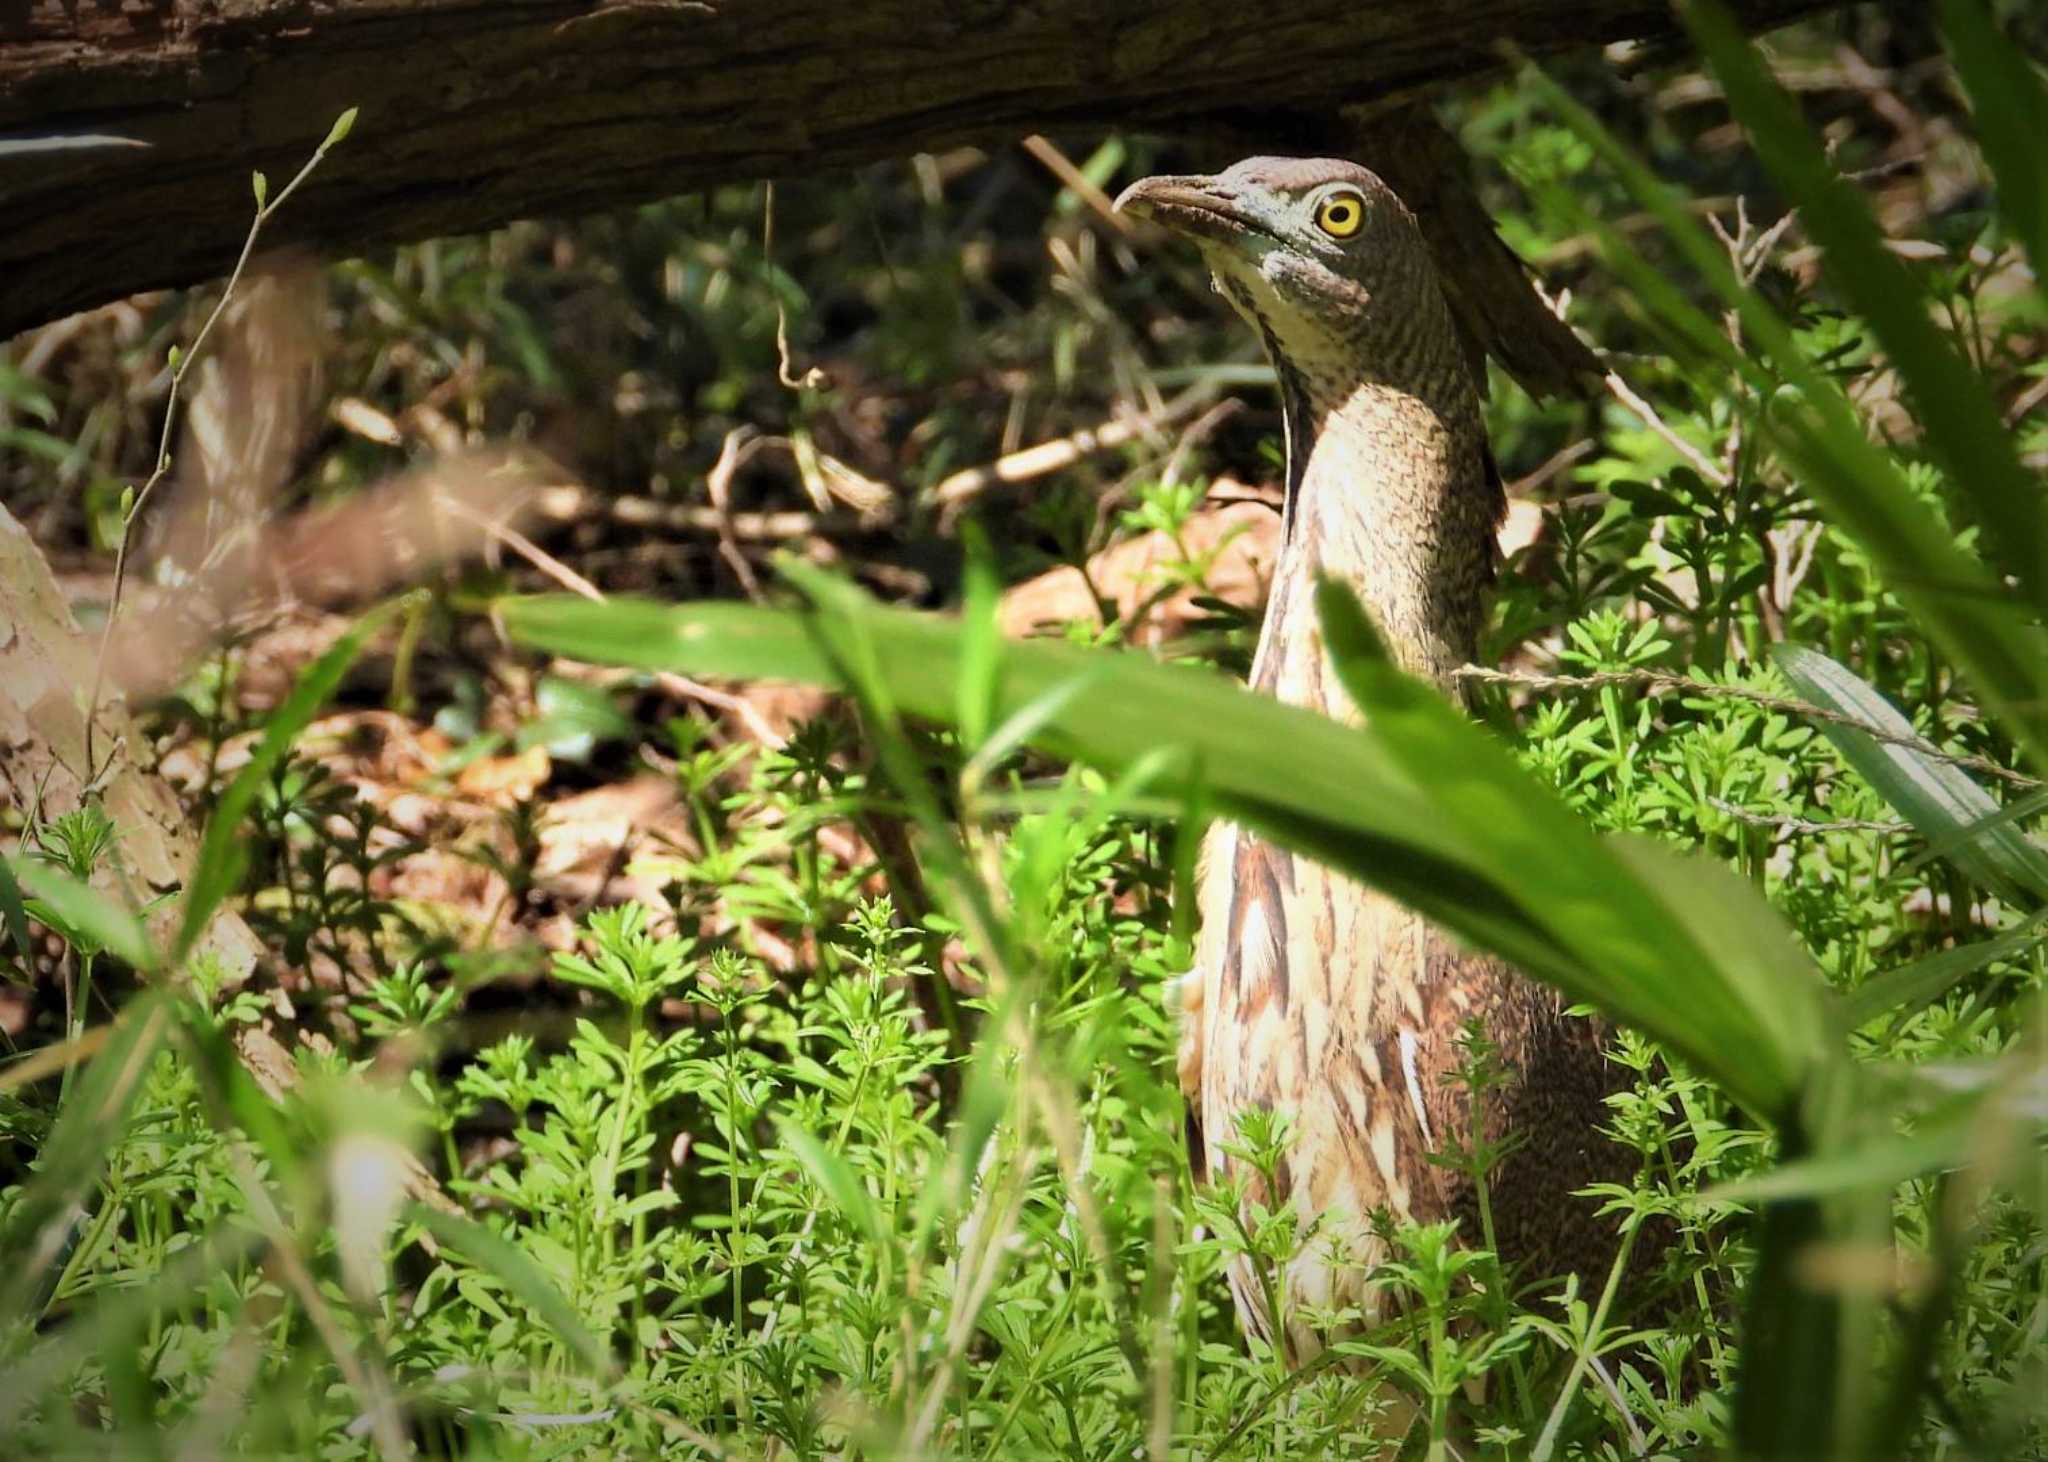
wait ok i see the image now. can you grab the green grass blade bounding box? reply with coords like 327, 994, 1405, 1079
1775, 644, 2048, 902
168, 998, 305, 1191
503, 583, 1833, 1118
1846, 911, 2048, 1026
409, 1204, 613, 1376
1937, 0, 2048, 292
176, 595, 411, 962
0, 993, 173, 1322
0, 853, 36, 979
1713, 1127, 1971, 1205
1313, 577, 1830, 1109
1902, 788, 2048, 883
1686, 0, 2046, 612
776, 1116, 888, 1247
1729, 1056, 1898, 1460
1524, 59, 2048, 773
8, 860, 159, 973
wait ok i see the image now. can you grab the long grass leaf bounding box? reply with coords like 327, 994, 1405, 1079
1938, 0, 2048, 283
1776, 644, 2048, 902
776, 1117, 888, 1246
409, 1205, 612, 1376
0, 853, 36, 978
1687, 0, 2046, 615
8, 860, 158, 973
0, 993, 172, 1321
176, 595, 411, 961
1846, 911, 2048, 1026
1313, 577, 1829, 1107
1523, 60, 2048, 773
503, 584, 1833, 1118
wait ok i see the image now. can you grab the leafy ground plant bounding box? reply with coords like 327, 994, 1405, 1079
3, 4, 2046, 1458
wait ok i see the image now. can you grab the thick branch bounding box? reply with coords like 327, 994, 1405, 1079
2, 0, 1825, 342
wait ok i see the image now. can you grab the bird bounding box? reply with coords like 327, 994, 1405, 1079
1114, 158, 1631, 1362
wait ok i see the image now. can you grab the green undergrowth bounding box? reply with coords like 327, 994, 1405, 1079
3, 3, 2046, 1457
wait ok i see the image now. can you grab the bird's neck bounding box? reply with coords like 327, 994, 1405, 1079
1249, 375, 1495, 712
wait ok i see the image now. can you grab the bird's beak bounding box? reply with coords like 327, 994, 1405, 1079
1113, 174, 1259, 245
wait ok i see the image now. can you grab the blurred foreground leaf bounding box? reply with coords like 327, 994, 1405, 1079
501, 578, 1838, 1123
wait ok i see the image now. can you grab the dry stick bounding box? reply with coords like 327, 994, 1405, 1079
931, 380, 1222, 525
1022, 135, 1136, 237
530, 483, 846, 541
1602, 369, 1730, 487
535, 380, 1225, 545
1158, 397, 1243, 491
1506, 437, 1597, 496
83, 108, 358, 783
705, 426, 773, 600
762, 181, 827, 392
456, 497, 789, 748
2006, 372, 2048, 429
1455, 665, 2042, 789
1707, 798, 1907, 837
449, 498, 605, 602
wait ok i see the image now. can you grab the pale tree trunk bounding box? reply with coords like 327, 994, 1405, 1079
0, 503, 462, 1137
0, 503, 264, 987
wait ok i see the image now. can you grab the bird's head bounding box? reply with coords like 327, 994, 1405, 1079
1115, 157, 1452, 407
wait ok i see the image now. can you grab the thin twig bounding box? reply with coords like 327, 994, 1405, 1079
1022, 135, 1136, 237
1456, 665, 2041, 789
1506, 438, 1597, 496
1602, 370, 1730, 487
449, 498, 605, 602
1706, 798, 1907, 837
2006, 372, 2048, 429
529, 483, 846, 540
83, 109, 357, 782
932, 380, 1222, 525
705, 426, 772, 600
762, 181, 826, 392
455, 492, 789, 748
1159, 397, 1243, 490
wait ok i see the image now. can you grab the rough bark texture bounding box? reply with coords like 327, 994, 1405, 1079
3, 0, 1827, 345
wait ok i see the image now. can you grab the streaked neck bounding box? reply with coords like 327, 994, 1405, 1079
1250, 376, 1495, 710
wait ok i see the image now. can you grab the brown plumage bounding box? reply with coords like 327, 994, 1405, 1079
1116, 158, 1630, 1361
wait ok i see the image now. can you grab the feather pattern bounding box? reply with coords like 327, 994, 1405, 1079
1128, 157, 1633, 1362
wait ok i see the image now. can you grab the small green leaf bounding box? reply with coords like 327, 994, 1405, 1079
10, 859, 158, 972
177, 596, 410, 961
251, 170, 268, 208
323, 106, 359, 151
410, 1205, 610, 1375
776, 1117, 887, 1246
1774, 644, 2048, 902
0, 853, 36, 980
515, 674, 633, 759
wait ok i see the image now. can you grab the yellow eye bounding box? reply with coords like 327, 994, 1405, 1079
1314, 192, 1365, 239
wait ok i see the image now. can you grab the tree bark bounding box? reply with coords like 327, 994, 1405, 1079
3, 0, 1827, 343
